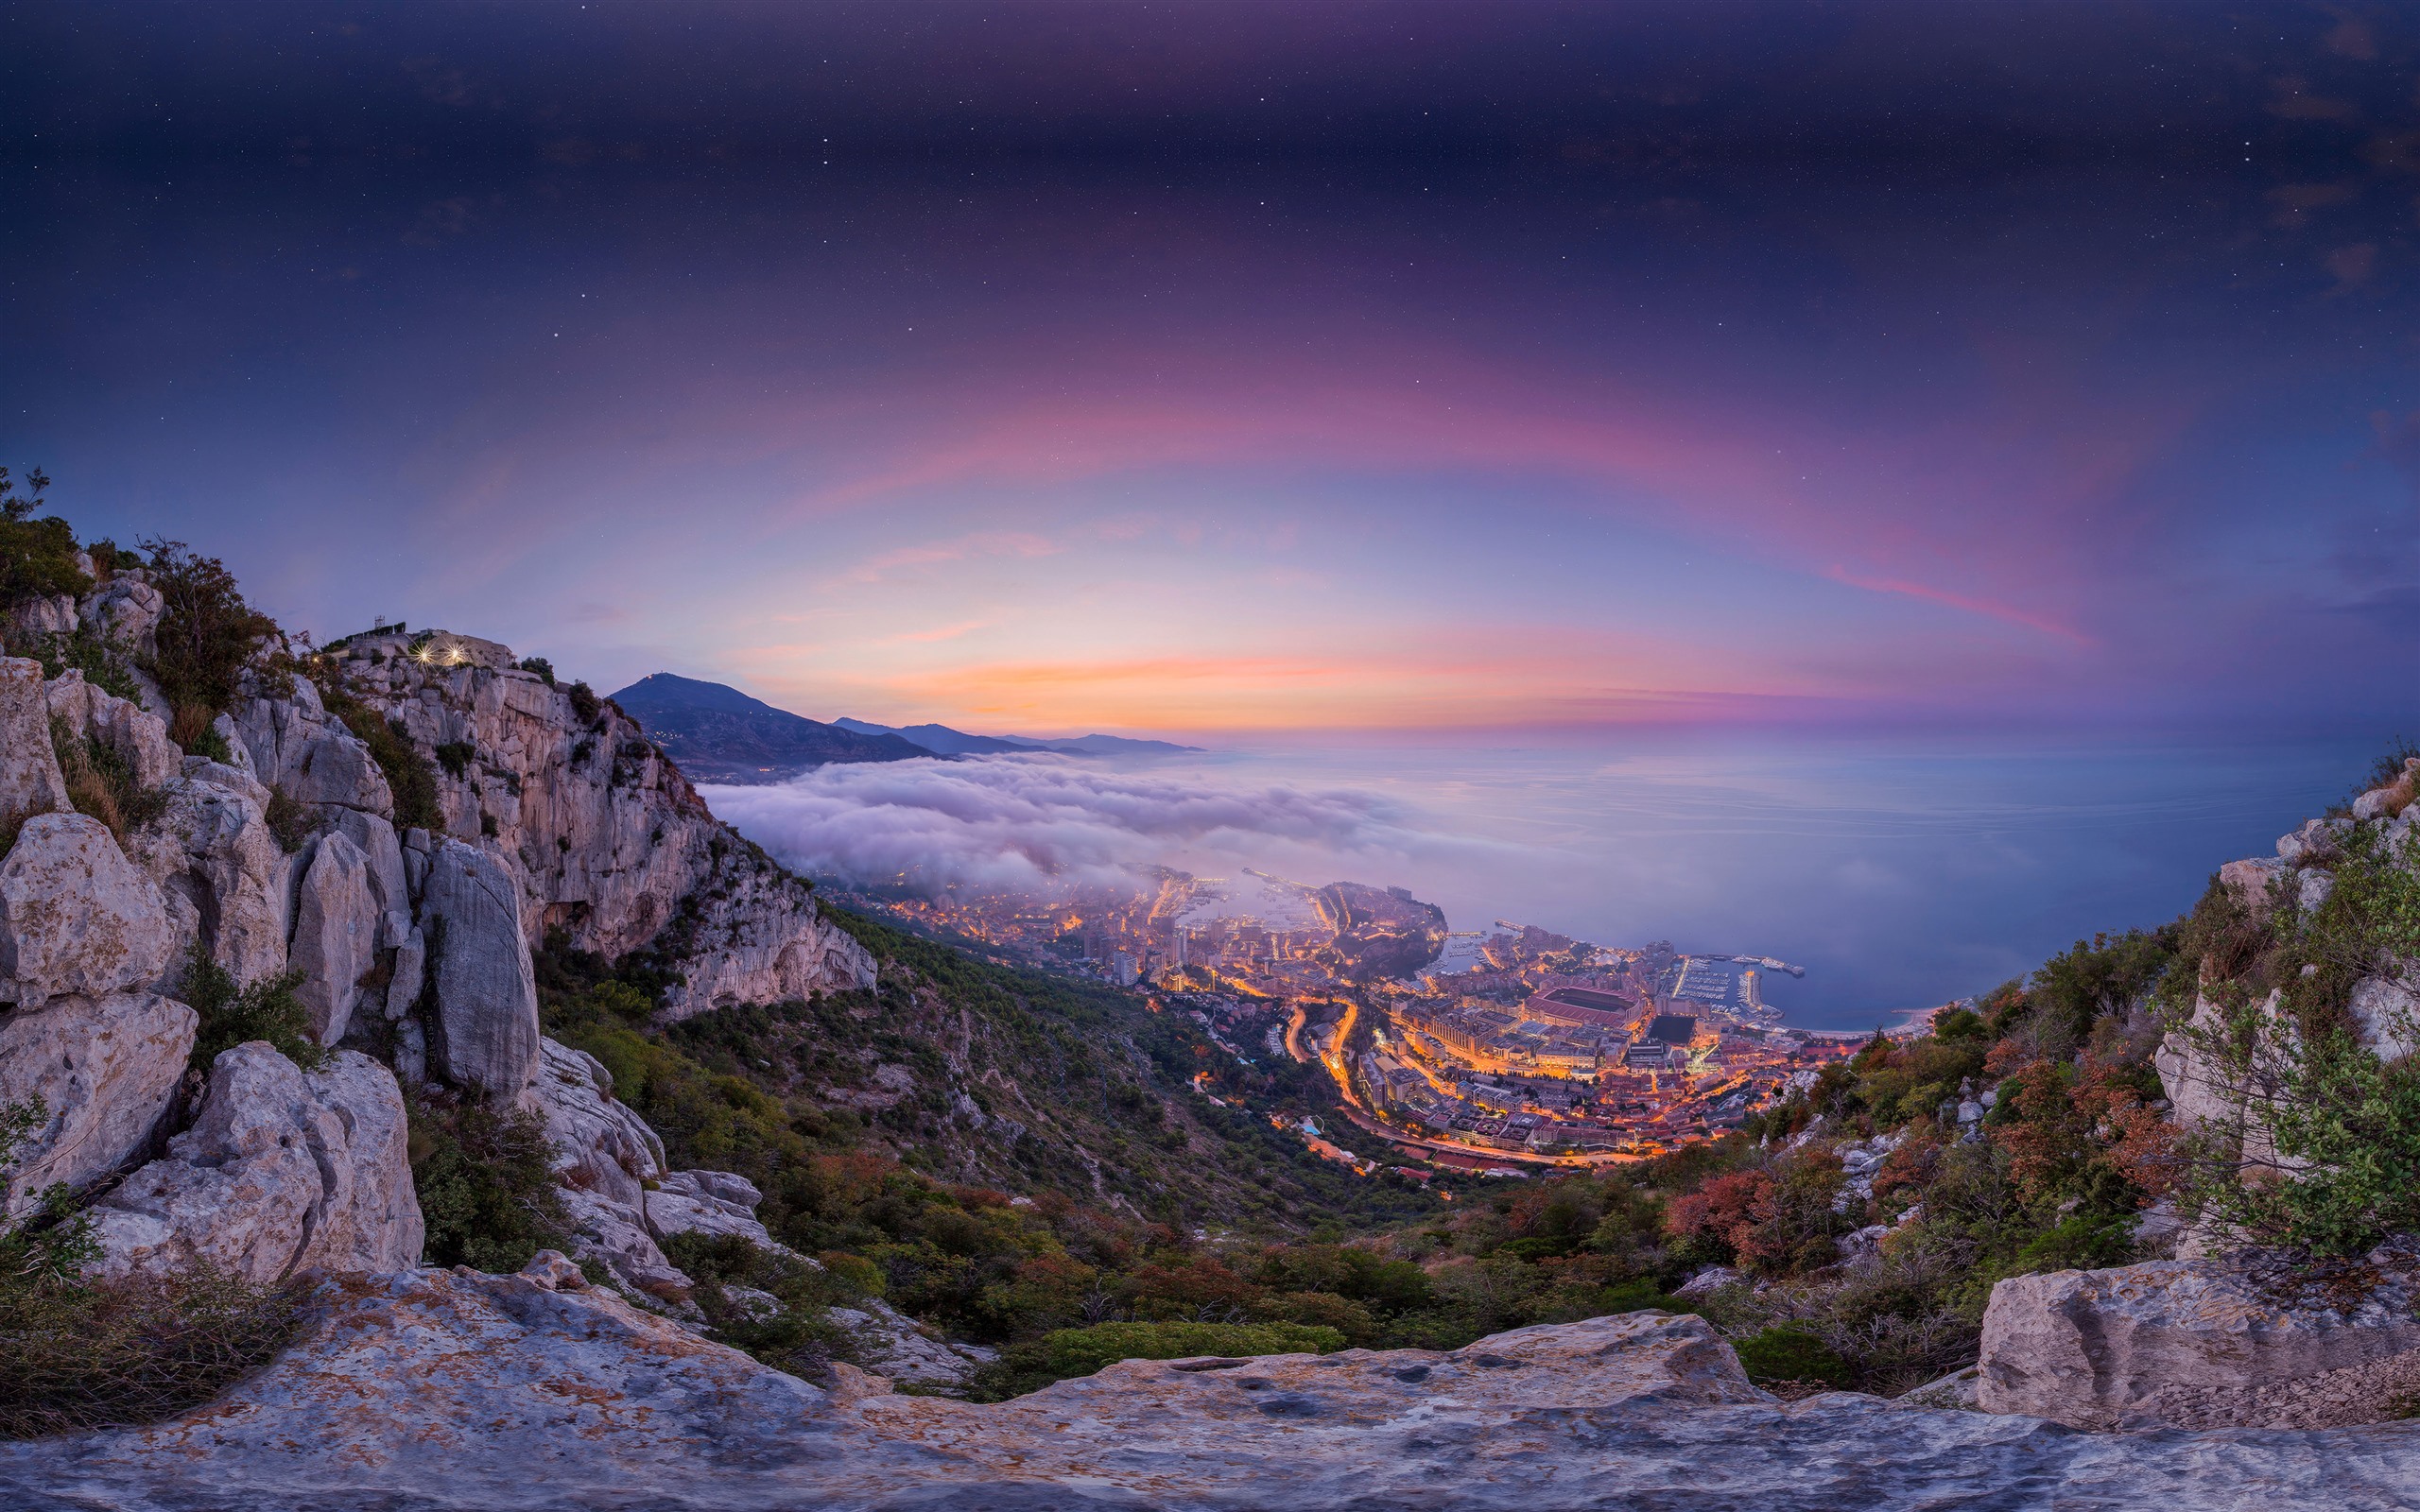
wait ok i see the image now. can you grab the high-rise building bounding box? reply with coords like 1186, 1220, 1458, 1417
1112, 950, 1140, 987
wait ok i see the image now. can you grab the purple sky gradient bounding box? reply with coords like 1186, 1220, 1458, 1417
2, 1, 2414, 746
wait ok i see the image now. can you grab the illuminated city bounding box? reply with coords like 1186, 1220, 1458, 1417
834, 871, 1879, 1174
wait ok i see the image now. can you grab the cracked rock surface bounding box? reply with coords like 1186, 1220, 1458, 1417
6, 1280, 2419, 1511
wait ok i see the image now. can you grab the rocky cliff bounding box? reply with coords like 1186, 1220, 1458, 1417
0, 559, 870, 1299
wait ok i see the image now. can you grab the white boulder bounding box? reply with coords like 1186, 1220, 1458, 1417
231, 681, 393, 815
648, 1168, 772, 1248
0, 656, 70, 823
87, 1043, 422, 1283
287, 829, 379, 1044
1979, 1253, 2420, 1428
0, 812, 174, 1006
45, 669, 182, 789
421, 840, 541, 1097
78, 574, 164, 651
559, 1185, 689, 1292
0, 991, 196, 1218
132, 766, 291, 985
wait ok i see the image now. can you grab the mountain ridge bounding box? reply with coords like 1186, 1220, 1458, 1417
609, 673, 931, 782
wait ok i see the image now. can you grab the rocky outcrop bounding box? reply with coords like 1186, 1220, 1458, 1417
336, 634, 874, 1015
830, 1297, 998, 1388
0, 991, 195, 1217
558, 1186, 688, 1292
647, 1167, 773, 1247
0, 812, 174, 1005
229, 677, 392, 816
287, 830, 379, 1044
88, 1044, 422, 1283
12, 1291, 2420, 1511
1979, 1251, 2420, 1429
655, 857, 877, 1020
128, 760, 291, 984
78, 573, 164, 654
46, 668, 182, 789
0, 656, 71, 821
419, 838, 541, 1097
524, 1037, 665, 1207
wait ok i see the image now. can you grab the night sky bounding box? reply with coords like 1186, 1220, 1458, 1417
4, 2, 2413, 738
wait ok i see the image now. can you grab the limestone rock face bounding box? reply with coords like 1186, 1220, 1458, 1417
338, 644, 873, 1018
524, 1037, 664, 1207
230, 679, 393, 816
325, 807, 408, 919
287, 829, 378, 1044
558, 1185, 687, 1291
420, 839, 540, 1097
14, 1297, 2415, 1511
0, 813, 174, 1006
0, 991, 196, 1217
130, 763, 291, 985
655, 862, 878, 1021
45, 669, 182, 789
647, 1167, 772, 1247
87, 1044, 421, 1283
0, 656, 70, 822
1979, 1253, 2420, 1429
829, 1298, 997, 1389
78, 573, 164, 652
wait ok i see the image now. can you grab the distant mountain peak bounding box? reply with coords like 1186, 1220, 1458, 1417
838, 717, 1202, 758
610, 675, 932, 782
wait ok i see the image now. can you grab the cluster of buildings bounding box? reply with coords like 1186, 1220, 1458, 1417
836, 872, 1867, 1168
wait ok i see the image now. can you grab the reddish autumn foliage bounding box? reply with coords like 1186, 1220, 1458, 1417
1663, 1169, 1772, 1257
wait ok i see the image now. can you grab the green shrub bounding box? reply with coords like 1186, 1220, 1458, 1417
1734, 1325, 1853, 1389
0, 468, 90, 613
2175, 821, 2420, 1256
566, 680, 602, 725
658, 1232, 879, 1378
433, 741, 475, 777
142, 538, 279, 717
517, 657, 556, 686
980, 1319, 1345, 1400
183, 720, 233, 765
21, 627, 142, 704
181, 949, 321, 1073
407, 1093, 568, 1272
262, 787, 317, 853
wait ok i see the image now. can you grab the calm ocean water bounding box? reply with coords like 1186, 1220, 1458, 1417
1094, 731, 2376, 1029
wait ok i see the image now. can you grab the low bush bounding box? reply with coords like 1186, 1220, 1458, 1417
977, 1319, 1346, 1400
262, 787, 317, 853
0, 467, 89, 613
1734, 1325, 1853, 1390
0, 1096, 307, 1439
181, 949, 321, 1074
433, 740, 475, 778
0, 1266, 309, 1439
408, 1092, 568, 1272
20, 627, 142, 704
660, 1233, 874, 1379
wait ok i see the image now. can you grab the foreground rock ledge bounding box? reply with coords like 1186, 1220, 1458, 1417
7, 1270, 2420, 1512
